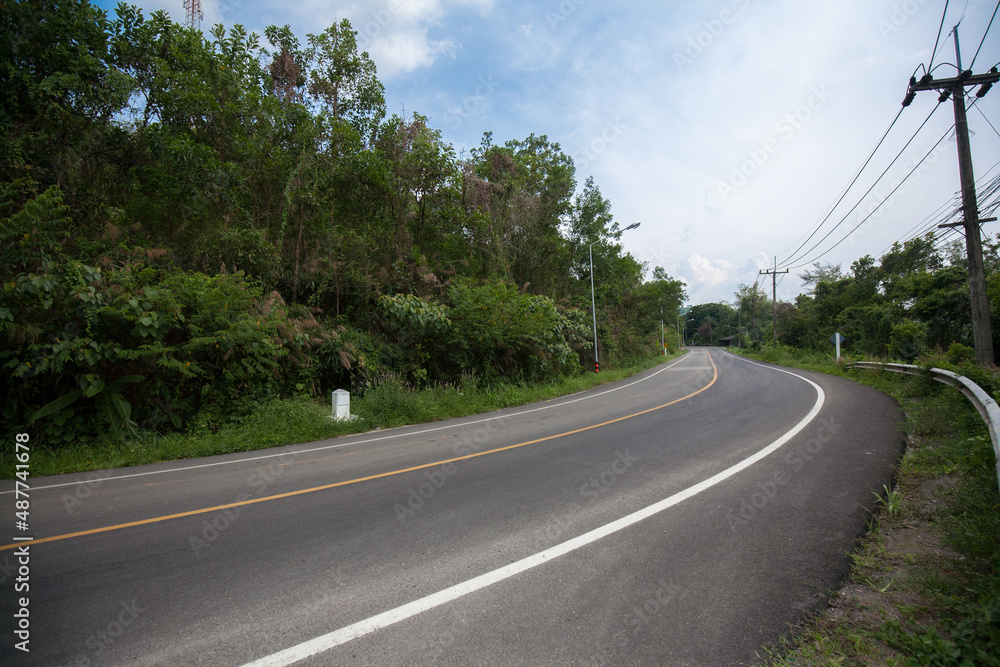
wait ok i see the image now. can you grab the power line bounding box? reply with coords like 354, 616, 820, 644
974, 103, 1000, 140
777, 107, 907, 265
877, 161, 1000, 261
781, 101, 945, 268
871, 163, 1000, 263
929, 0, 951, 72
969, 0, 1000, 69
787, 126, 954, 270
791, 93, 995, 274
877, 195, 960, 257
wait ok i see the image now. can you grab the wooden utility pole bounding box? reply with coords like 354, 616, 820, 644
760, 257, 788, 344
906, 27, 999, 365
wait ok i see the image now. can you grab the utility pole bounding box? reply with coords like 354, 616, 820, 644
660, 304, 665, 356
759, 257, 788, 343
906, 26, 999, 365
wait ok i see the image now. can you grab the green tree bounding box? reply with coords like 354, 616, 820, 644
305, 19, 385, 143
733, 282, 771, 346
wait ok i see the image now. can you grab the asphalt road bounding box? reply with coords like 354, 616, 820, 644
0, 348, 903, 666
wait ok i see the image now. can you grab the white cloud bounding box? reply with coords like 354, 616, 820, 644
353, 0, 496, 78
98, 0, 1000, 306
679, 254, 739, 302
369, 28, 456, 76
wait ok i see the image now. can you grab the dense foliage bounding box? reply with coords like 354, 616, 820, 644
685, 234, 1000, 363
775, 235, 1000, 360
0, 1, 686, 445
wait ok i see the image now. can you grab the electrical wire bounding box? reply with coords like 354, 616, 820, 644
969, 0, 1000, 70
929, 0, 951, 72
877, 168, 1000, 262
790, 89, 995, 277
776, 106, 908, 265
975, 103, 1000, 140
876, 192, 961, 258
786, 122, 957, 271
781, 101, 945, 269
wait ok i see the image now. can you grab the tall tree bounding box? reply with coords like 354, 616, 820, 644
305, 19, 385, 145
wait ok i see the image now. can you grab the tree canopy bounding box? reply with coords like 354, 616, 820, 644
0, 1, 686, 444
688, 232, 1000, 365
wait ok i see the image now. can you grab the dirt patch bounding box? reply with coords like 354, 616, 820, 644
767, 466, 964, 664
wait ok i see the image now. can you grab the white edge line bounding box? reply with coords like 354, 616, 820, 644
239, 354, 826, 667
5, 353, 698, 494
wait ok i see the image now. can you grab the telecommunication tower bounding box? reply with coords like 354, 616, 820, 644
183, 0, 203, 30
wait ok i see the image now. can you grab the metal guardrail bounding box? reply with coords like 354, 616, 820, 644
848, 361, 1000, 495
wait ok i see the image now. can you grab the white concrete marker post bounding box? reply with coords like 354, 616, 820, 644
830, 332, 845, 362
332, 389, 350, 420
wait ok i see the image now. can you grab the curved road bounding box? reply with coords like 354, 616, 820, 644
0, 348, 903, 665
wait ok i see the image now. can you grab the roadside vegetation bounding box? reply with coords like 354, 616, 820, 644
0, 351, 681, 479
735, 345, 1000, 666
1, 2, 686, 461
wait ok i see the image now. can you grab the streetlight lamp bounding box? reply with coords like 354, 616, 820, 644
590, 221, 640, 372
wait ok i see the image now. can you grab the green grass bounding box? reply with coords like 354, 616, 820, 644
2, 351, 683, 479
733, 346, 1000, 667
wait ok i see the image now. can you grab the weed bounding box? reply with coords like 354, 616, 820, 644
743, 348, 1000, 667
874, 483, 903, 521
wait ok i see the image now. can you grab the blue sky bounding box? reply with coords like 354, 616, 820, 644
93, 0, 1000, 306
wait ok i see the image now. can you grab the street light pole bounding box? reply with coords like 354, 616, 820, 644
737, 301, 742, 349
589, 242, 599, 373
589, 222, 640, 372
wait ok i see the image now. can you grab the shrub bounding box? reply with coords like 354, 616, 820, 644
0, 256, 352, 445
888, 319, 927, 363
446, 279, 588, 381
947, 342, 976, 366
379, 280, 590, 384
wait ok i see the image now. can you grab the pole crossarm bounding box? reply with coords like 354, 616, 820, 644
940, 217, 997, 229
908, 70, 999, 92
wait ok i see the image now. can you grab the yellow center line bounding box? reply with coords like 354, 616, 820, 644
3, 352, 718, 552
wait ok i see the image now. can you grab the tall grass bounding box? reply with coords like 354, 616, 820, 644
2, 352, 682, 478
